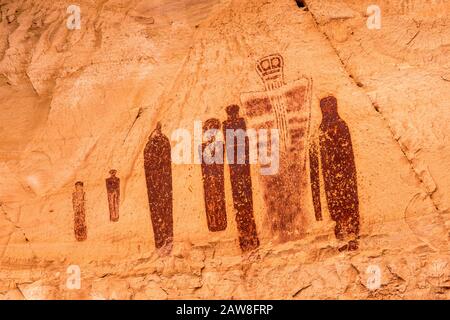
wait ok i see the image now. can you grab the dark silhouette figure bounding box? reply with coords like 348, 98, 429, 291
309, 96, 360, 251
223, 105, 260, 252
144, 123, 174, 252
72, 181, 87, 241
200, 118, 227, 232
106, 169, 120, 222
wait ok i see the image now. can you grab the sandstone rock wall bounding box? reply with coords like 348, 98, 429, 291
0, 0, 448, 299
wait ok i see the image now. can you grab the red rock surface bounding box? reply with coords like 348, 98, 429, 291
0, 0, 448, 299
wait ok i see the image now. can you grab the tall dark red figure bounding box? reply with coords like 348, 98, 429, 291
144, 122, 174, 252
106, 169, 120, 222
309, 96, 360, 251
200, 118, 227, 232
223, 105, 260, 252
72, 181, 87, 241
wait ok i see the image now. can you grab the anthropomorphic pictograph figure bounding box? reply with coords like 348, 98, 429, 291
240, 53, 312, 242
223, 105, 260, 252
200, 118, 227, 232
106, 169, 120, 222
144, 122, 174, 252
309, 96, 360, 251
72, 181, 87, 241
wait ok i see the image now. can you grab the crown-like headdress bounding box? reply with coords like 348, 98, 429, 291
256, 54, 284, 89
